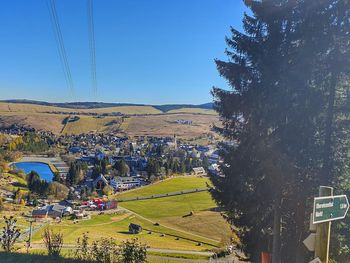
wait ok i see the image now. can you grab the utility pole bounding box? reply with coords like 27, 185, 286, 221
26, 218, 35, 253
314, 186, 333, 263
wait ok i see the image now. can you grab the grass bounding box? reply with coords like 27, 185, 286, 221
116, 177, 234, 245
62, 116, 121, 134
27, 176, 231, 249
162, 211, 233, 243
5, 172, 27, 186
31, 212, 217, 250
123, 114, 219, 139
119, 191, 233, 244
114, 176, 210, 199
120, 191, 216, 219
0, 102, 162, 115
167, 108, 217, 115
0, 103, 220, 138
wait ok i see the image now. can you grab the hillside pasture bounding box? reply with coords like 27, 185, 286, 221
124, 114, 219, 138
62, 116, 122, 134
115, 176, 210, 199
119, 191, 233, 243
0, 103, 218, 138
167, 108, 217, 115
0, 112, 66, 134
0, 102, 162, 115
31, 212, 218, 250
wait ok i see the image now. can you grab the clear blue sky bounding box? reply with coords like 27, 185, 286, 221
0, 0, 246, 105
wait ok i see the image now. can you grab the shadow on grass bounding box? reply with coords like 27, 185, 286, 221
0, 252, 89, 263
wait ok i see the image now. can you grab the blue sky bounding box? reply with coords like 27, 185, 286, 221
0, 0, 246, 104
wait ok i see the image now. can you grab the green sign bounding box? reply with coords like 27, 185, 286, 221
313, 195, 349, 224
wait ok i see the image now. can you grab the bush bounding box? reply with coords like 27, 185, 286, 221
42, 228, 63, 257
75, 232, 91, 261
74, 234, 147, 263
91, 238, 119, 263
120, 238, 147, 263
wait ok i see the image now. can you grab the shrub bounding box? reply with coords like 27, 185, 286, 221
75, 232, 91, 261
91, 238, 119, 263
42, 228, 63, 257
74, 234, 147, 263
120, 238, 147, 263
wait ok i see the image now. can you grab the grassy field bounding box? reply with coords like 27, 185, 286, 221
0, 102, 162, 115
31, 212, 218, 250
0, 176, 233, 261
62, 116, 122, 134
0, 102, 219, 138
119, 191, 233, 243
114, 176, 210, 199
121, 191, 215, 219
167, 108, 217, 115
0, 112, 66, 134
124, 114, 219, 138
112, 176, 232, 244
30, 177, 231, 250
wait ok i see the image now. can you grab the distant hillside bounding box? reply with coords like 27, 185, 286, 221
153, 103, 213, 112
1, 99, 213, 112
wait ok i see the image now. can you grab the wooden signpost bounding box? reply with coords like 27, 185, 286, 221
304, 186, 349, 263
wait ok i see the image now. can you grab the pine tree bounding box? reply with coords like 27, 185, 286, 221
210, 0, 350, 261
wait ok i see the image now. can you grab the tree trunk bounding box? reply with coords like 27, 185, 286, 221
295, 198, 307, 263
272, 188, 282, 263
322, 71, 337, 185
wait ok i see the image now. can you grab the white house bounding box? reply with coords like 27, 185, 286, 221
110, 177, 141, 191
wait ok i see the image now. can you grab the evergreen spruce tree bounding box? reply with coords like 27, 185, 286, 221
210, 0, 350, 262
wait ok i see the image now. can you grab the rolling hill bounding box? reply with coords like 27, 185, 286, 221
1, 100, 214, 112
0, 101, 219, 138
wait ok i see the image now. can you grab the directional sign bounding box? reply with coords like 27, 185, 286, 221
313, 194, 349, 224
309, 258, 322, 263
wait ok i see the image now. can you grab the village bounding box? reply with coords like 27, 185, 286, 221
0, 125, 223, 226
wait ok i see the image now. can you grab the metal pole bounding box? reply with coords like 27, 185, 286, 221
314, 186, 333, 263
25, 219, 34, 253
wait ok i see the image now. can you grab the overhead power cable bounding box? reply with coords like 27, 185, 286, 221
87, 0, 97, 97
47, 0, 74, 94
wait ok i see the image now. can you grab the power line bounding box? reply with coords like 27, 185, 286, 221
87, 0, 97, 98
47, 0, 74, 95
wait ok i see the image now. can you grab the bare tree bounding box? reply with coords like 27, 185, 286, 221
0, 216, 21, 252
